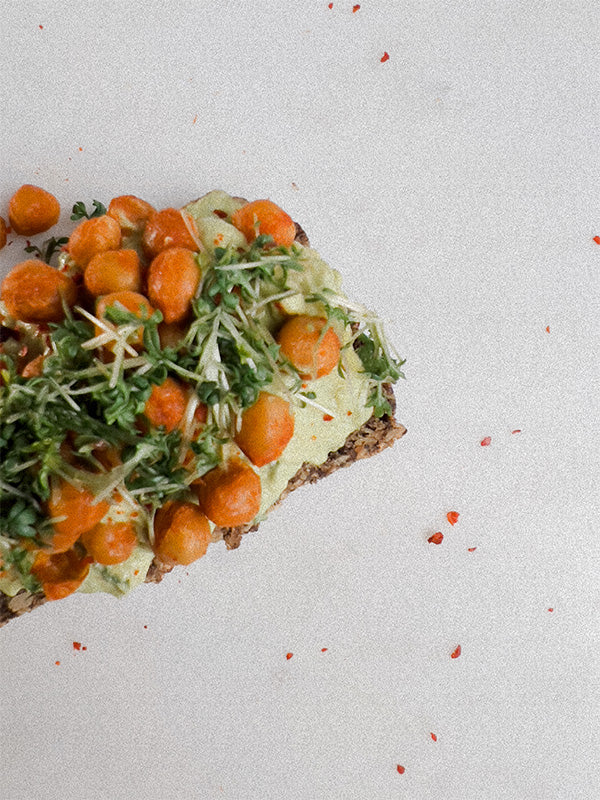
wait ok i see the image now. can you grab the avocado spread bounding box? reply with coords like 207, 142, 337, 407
0, 191, 403, 601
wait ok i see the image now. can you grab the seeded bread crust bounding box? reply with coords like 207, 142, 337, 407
0, 220, 406, 627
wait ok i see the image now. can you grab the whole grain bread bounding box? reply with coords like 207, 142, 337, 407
0, 220, 406, 627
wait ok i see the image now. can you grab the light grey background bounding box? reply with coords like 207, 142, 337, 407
1, 2, 599, 798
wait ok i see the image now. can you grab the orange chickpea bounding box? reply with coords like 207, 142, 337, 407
84, 249, 142, 296
95, 291, 153, 349
141, 208, 200, 259
193, 459, 261, 528
68, 214, 122, 268
153, 501, 212, 566
143, 376, 188, 432
231, 199, 296, 247
0, 216, 7, 250
147, 247, 200, 324
158, 321, 187, 350
1, 260, 77, 323
276, 315, 341, 379
234, 392, 294, 467
31, 548, 91, 601
81, 520, 137, 565
46, 478, 110, 552
8, 184, 60, 236
107, 194, 156, 235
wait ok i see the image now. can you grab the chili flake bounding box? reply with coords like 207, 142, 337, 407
381, 51, 390, 63
321, 647, 328, 652
545, 325, 550, 333
353, 4, 361, 11
447, 511, 460, 526
480, 436, 491, 447
286, 652, 294, 660
73, 641, 82, 651
450, 644, 461, 659
467, 547, 477, 552
55, 660, 60, 665
396, 765, 405, 775
511, 429, 522, 434
323, 414, 334, 421
430, 732, 437, 742
328, 2, 333, 7
428, 532, 444, 545
548, 607, 554, 612
593, 236, 600, 244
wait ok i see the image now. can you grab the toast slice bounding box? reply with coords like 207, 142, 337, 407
0, 205, 406, 626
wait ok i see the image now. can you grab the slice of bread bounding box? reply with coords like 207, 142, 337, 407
0, 217, 406, 626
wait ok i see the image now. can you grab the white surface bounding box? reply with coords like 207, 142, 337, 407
1, 3, 599, 798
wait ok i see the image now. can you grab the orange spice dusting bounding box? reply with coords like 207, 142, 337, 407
447, 511, 460, 526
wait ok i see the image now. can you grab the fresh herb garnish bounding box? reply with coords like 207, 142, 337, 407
70, 200, 107, 221
24, 236, 69, 265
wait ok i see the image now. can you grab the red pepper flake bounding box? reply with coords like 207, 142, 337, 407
286, 652, 294, 660
193, 114, 198, 124
78, 147, 83, 152
446, 511, 460, 526
430, 732, 437, 742
480, 436, 492, 447
72, 641, 81, 651
346, 410, 352, 416
39, 24, 44, 29
353, 3, 361, 11
450, 644, 461, 659
467, 546, 477, 552
545, 325, 550, 333
55, 660, 60, 665
144, 625, 148, 629
133, 570, 139, 576
428, 532, 444, 545
381, 51, 390, 63
328, 2, 333, 8
82, 646, 87, 651
323, 414, 334, 421
511, 429, 522, 434
593, 236, 600, 244
396, 765, 405, 775
548, 607, 554, 613
321, 647, 328, 652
